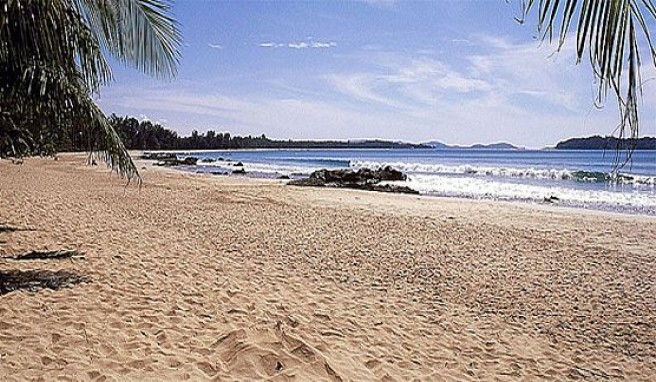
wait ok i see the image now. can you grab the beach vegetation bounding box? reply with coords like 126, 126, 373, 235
517, 0, 656, 146
0, 0, 181, 182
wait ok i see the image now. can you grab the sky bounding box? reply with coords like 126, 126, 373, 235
96, 0, 656, 148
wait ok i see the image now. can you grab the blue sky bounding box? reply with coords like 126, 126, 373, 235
97, 0, 656, 148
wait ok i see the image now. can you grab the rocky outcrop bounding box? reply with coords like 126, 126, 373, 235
140, 152, 177, 161
141, 152, 200, 166
154, 156, 199, 167
289, 166, 418, 194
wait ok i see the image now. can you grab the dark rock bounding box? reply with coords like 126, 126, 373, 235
140, 152, 177, 161
155, 156, 198, 166
154, 158, 179, 167
375, 166, 406, 181
277, 175, 291, 179
308, 166, 406, 184
180, 156, 198, 165
288, 177, 326, 187
232, 168, 247, 175
289, 166, 416, 194
200, 157, 216, 163
234, 161, 244, 167
368, 184, 420, 194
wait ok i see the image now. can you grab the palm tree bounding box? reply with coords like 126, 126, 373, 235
518, 0, 656, 145
0, 0, 181, 182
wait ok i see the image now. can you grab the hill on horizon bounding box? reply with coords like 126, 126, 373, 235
555, 136, 656, 150
423, 141, 521, 150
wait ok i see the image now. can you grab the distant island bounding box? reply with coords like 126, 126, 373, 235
555, 136, 656, 150
423, 141, 520, 150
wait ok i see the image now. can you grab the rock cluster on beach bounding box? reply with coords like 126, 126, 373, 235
140, 152, 198, 167
289, 166, 419, 194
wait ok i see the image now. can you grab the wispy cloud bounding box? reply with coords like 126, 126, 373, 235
259, 42, 284, 48
99, 35, 636, 146
450, 38, 473, 45
329, 56, 492, 112
260, 39, 337, 49
329, 35, 586, 114
359, 0, 397, 8
208, 43, 223, 49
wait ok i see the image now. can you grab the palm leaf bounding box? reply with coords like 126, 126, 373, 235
518, 0, 656, 145
1, 0, 181, 181
112, 0, 181, 78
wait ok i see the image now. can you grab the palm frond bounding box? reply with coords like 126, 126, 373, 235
0, 113, 33, 157
1, 0, 181, 181
112, 0, 181, 78
86, 101, 141, 183
518, 0, 656, 143
0, 0, 113, 92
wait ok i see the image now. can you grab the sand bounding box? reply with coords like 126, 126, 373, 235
1, 154, 655, 381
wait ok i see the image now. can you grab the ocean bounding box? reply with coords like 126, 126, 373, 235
178, 149, 656, 215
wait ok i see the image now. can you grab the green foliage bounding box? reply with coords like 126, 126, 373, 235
95, 115, 428, 150
0, 0, 181, 182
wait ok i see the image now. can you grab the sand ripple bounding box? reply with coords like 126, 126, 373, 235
1, 155, 655, 381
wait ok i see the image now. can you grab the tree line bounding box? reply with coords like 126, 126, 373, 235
44, 115, 428, 151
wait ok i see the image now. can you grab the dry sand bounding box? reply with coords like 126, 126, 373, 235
1, 154, 655, 381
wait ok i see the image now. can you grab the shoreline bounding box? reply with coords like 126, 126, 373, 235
138, 148, 656, 217
2, 155, 655, 380
163, 160, 656, 220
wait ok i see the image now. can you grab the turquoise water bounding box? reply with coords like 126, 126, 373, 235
178, 149, 656, 214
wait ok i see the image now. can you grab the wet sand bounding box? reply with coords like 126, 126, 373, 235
1, 154, 655, 381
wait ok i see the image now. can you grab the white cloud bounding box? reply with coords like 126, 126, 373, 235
260, 40, 337, 49
288, 42, 308, 49
310, 41, 337, 48
259, 42, 283, 48
329, 36, 587, 116
208, 43, 223, 49
101, 77, 626, 147
100, 35, 652, 146
329, 57, 492, 112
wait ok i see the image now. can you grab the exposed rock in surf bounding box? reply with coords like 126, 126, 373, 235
232, 168, 247, 175
305, 166, 406, 184
181, 157, 199, 165
140, 152, 176, 161
289, 166, 418, 194
153, 156, 198, 167
141, 152, 201, 166
289, 177, 325, 187
368, 184, 419, 194
200, 157, 216, 163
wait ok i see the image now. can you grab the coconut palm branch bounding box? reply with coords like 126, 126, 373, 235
0, 0, 181, 181
518, 0, 656, 146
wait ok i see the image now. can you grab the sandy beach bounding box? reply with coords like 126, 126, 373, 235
1, 154, 655, 381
